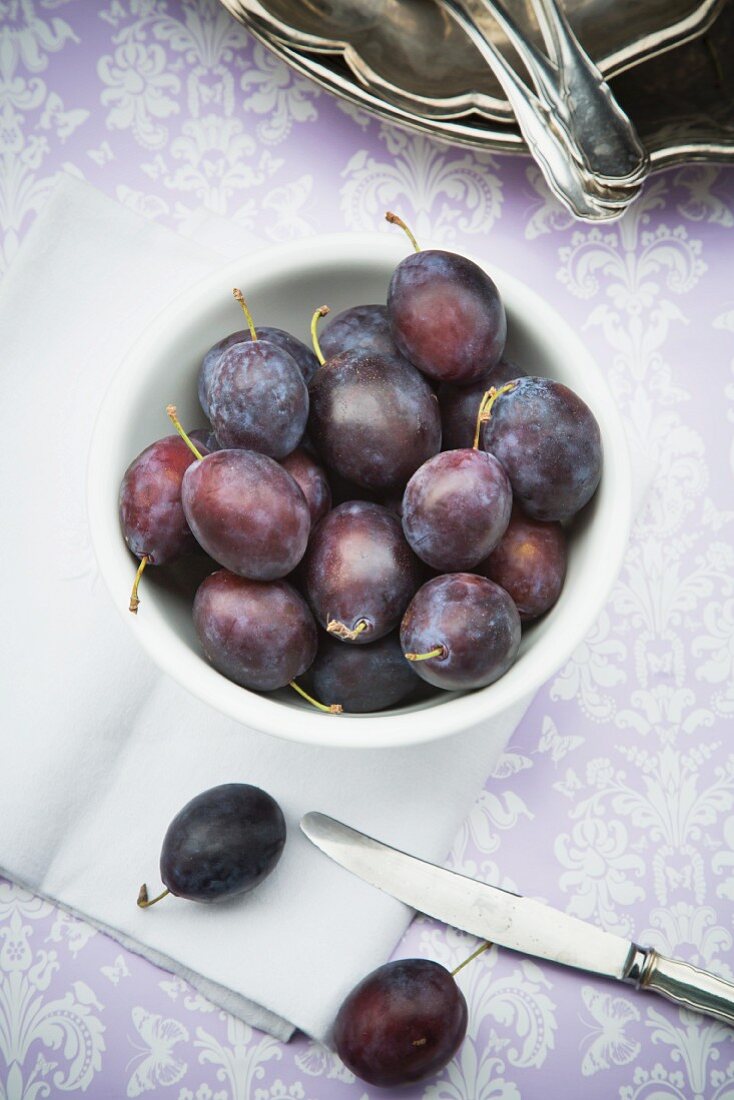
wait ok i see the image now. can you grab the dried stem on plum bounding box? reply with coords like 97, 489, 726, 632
405, 645, 447, 662
310, 305, 330, 365
166, 405, 204, 461
451, 941, 492, 977
290, 679, 343, 715
137, 884, 170, 909
232, 287, 258, 342
385, 211, 420, 253
473, 390, 495, 450
473, 382, 518, 448
129, 554, 149, 614
327, 617, 370, 642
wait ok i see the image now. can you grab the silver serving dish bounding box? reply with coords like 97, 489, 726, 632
221, 0, 734, 170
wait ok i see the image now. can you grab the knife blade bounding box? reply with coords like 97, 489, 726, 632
301, 812, 734, 1027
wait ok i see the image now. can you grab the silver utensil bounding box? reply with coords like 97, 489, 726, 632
530, 0, 650, 185
456, 0, 647, 188
441, 0, 641, 219
302, 812, 734, 1027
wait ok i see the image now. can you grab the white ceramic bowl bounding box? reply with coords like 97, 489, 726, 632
88, 233, 631, 750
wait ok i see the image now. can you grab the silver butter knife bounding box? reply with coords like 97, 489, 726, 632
301, 812, 734, 1027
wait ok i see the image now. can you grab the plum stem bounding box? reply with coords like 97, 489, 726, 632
233, 287, 258, 342
290, 680, 343, 714
451, 941, 492, 977
167, 405, 204, 461
385, 211, 420, 253
405, 645, 446, 662
473, 390, 495, 449
473, 381, 518, 448
310, 305, 330, 365
129, 555, 149, 614
327, 618, 369, 642
137, 884, 170, 909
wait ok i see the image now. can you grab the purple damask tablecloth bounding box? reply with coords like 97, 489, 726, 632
2, 2, 734, 1098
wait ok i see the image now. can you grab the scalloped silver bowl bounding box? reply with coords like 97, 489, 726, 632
222, 0, 734, 170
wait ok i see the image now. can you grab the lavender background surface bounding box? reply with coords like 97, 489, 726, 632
2, 2, 734, 1098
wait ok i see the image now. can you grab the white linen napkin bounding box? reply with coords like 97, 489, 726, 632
0, 175, 531, 1043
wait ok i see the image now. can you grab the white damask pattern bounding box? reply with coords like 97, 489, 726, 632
1, 2, 734, 1098
0, 884, 105, 1096
579, 987, 641, 1077
340, 125, 504, 243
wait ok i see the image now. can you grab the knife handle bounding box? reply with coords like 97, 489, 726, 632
631, 947, 734, 1026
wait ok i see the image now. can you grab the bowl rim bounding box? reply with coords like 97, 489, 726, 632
87, 232, 632, 750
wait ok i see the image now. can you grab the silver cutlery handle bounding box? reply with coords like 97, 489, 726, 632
531, 0, 649, 183
475, 0, 560, 115
631, 948, 734, 1026
441, 0, 621, 221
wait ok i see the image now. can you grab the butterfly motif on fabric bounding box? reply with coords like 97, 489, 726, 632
126, 1007, 189, 1097
101, 954, 130, 985
536, 716, 584, 764
578, 987, 640, 1076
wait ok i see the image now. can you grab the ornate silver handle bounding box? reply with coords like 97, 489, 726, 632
474, 0, 647, 187
441, 0, 627, 221
531, 0, 649, 185
626, 946, 734, 1026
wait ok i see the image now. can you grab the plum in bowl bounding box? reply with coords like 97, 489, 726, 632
87, 234, 631, 750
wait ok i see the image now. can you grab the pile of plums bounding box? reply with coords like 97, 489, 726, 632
119, 213, 602, 714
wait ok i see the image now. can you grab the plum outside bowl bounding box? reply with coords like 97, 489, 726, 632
87, 233, 631, 750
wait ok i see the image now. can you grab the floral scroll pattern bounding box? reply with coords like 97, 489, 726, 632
2, 1, 734, 1097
